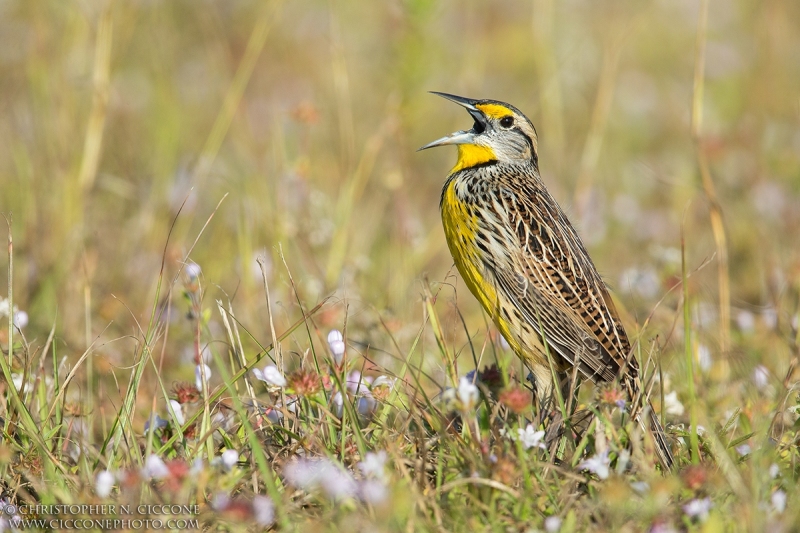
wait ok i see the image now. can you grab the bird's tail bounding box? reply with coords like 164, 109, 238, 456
644, 401, 674, 471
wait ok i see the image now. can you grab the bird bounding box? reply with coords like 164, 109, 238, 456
419, 92, 674, 470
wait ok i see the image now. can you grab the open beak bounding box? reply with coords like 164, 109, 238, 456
418, 92, 488, 151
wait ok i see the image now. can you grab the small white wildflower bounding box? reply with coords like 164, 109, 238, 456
211, 492, 230, 511
769, 463, 780, 479
439, 387, 456, 407
371, 375, 396, 391
0, 298, 9, 316
257, 404, 284, 426
371, 375, 395, 388
284, 459, 323, 489
184, 262, 202, 280
168, 400, 185, 425
95, 470, 115, 498
359, 479, 388, 505
327, 329, 343, 344
358, 451, 387, 481
253, 364, 287, 387
213, 411, 231, 426
696, 344, 712, 373
252, 495, 275, 526
753, 365, 769, 390
220, 449, 239, 470
735, 443, 751, 456
190, 458, 204, 477
346, 370, 369, 393
195, 364, 212, 391
771, 489, 787, 514
327, 330, 346, 364
285, 458, 357, 500
615, 449, 631, 473
10, 373, 23, 391
142, 454, 170, 480
663, 391, 684, 416
457, 376, 480, 411
579, 452, 610, 480
283, 396, 300, 413
517, 424, 546, 450
331, 392, 344, 417
13, 310, 28, 329
762, 307, 778, 330
736, 310, 755, 333
356, 394, 377, 418
544, 515, 562, 533
683, 497, 712, 521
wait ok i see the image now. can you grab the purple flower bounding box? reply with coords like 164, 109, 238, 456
683, 497, 712, 521
327, 330, 346, 365
253, 495, 275, 526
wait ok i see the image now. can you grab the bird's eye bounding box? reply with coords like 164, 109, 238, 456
500, 116, 514, 128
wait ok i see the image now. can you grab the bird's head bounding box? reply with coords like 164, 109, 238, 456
419, 92, 538, 173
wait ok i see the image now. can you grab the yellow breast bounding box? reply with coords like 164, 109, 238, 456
440, 179, 523, 355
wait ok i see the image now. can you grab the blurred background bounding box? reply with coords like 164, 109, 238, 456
1, 0, 798, 409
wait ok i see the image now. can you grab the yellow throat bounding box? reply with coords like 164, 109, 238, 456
452, 144, 496, 173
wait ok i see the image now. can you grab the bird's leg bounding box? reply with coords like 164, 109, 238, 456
563, 374, 593, 442
539, 372, 567, 446
528, 364, 589, 451
526, 364, 557, 425
564, 349, 595, 443
545, 369, 591, 450
538, 369, 571, 448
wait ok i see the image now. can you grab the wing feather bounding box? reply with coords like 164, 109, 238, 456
477, 167, 636, 384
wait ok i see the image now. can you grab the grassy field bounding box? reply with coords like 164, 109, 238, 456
1, 0, 799, 531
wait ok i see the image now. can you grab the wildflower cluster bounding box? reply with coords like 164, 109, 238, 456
6, 257, 795, 533
284, 451, 390, 505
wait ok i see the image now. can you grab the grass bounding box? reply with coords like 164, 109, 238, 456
1, 0, 800, 531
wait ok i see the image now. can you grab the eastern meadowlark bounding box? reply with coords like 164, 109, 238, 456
420, 92, 674, 470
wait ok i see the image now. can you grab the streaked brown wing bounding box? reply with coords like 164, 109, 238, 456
480, 173, 636, 384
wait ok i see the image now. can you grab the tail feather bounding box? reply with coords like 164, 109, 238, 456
623, 375, 673, 471
644, 401, 674, 471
